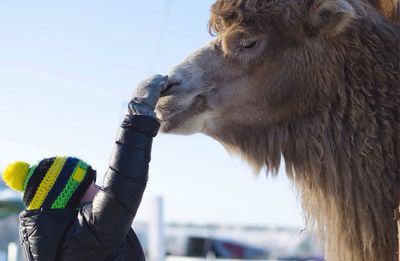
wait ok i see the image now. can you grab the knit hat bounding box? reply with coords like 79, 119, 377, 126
1, 157, 96, 210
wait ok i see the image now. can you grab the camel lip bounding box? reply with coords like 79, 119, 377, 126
156, 108, 181, 122
158, 110, 186, 133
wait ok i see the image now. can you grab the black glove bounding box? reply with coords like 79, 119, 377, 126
128, 75, 169, 118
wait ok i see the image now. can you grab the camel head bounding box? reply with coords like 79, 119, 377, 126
157, 0, 362, 137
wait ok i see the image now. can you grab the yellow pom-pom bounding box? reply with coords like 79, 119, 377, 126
2, 161, 30, 192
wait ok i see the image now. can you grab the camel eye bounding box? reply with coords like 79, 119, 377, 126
241, 40, 258, 49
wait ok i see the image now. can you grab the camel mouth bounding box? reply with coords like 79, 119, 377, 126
160, 111, 182, 126
157, 109, 181, 122
156, 106, 186, 133
155, 99, 182, 122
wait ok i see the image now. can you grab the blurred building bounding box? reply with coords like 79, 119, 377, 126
0, 182, 24, 261
0, 182, 21, 247
134, 222, 323, 260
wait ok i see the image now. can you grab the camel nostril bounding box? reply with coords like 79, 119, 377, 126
161, 79, 182, 96
168, 79, 182, 88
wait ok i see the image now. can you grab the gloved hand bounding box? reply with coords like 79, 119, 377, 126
129, 75, 169, 118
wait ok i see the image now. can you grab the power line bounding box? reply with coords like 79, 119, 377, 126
147, 0, 173, 74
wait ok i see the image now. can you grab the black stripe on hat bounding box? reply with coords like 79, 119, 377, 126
41, 157, 80, 209
65, 166, 96, 209
23, 158, 55, 207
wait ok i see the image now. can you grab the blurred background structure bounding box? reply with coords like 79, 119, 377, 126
0, 1, 324, 260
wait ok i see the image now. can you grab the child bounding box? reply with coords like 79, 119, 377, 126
2, 75, 168, 261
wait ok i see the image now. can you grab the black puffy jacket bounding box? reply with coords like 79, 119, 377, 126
19, 115, 160, 261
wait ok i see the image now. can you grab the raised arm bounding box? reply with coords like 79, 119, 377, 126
84, 75, 168, 245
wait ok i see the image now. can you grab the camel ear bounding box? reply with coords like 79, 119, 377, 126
309, 0, 356, 36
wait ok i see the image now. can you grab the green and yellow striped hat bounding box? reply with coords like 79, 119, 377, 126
1, 157, 96, 210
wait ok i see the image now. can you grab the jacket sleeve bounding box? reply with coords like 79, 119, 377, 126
86, 114, 160, 246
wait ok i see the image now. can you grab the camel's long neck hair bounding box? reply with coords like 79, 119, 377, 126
216, 19, 400, 261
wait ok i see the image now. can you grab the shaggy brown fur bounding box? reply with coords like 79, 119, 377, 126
369, 0, 399, 23
206, 1, 400, 261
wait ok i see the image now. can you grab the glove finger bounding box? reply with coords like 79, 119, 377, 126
134, 75, 168, 97
159, 79, 170, 92
148, 75, 169, 90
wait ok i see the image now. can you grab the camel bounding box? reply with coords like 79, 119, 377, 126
155, 0, 400, 260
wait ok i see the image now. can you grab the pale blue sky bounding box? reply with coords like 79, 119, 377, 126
0, 1, 305, 228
